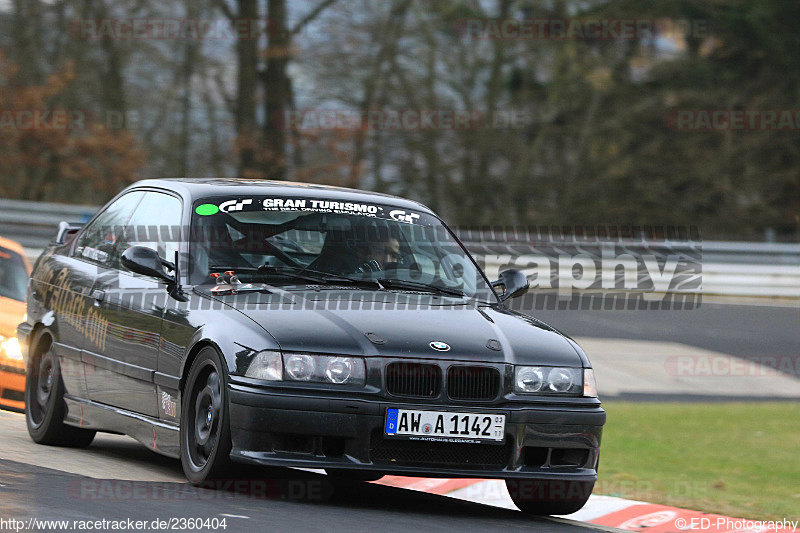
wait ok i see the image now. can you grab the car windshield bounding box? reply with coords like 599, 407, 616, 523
0, 246, 28, 302
189, 196, 495, 300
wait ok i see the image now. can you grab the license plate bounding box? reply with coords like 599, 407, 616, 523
384, 409, 505, 442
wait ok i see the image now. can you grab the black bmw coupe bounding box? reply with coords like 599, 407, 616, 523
18, 179, 605, 515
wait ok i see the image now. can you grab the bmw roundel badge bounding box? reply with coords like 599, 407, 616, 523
429, 341, 450, 351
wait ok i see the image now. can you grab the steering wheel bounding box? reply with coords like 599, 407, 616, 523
357, 259, 383, 273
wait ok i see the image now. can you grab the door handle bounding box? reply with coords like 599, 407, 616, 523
92, 290, 106, 304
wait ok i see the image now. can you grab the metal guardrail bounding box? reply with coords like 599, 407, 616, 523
1, 198, 798, 298
459, 239, 800, 266
0, 198, 97, 252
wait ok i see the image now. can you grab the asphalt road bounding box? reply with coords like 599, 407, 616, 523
0, 413, 615, 533
1, 301, 795, 531
524, 301, 800, 360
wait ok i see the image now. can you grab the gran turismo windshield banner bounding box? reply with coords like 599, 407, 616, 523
194, 196, 429, 226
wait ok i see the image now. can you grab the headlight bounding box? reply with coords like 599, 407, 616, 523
326, 357, 354, 384
244, 351, 366, 386
284, 354, 364, 385
285, 354, 315, 381
514, 366, 584, 396
0, 337, 23, 361
547, 368, 576, 393
516, 367, 546, 392
244, 351, 283, 381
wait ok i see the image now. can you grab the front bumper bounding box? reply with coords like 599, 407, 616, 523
228, 382, 605, 480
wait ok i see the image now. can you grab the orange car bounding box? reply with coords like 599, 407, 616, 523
0, 236, 31, 411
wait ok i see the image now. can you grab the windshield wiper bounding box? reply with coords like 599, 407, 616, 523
260, 265, 383, 289
376, 278, 464, 298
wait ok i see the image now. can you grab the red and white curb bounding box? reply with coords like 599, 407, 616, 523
373, 477, 797, 533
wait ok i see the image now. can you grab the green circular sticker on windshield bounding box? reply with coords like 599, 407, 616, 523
195, 204, 219, 216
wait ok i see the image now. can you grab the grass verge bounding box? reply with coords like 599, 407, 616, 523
597, 402, 800, 521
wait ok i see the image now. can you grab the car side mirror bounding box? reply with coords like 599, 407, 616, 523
121, 246, 188, 302
121, 246, 173, 282
491, 269, 530, 302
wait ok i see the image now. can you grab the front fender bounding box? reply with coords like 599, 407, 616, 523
171, 292, 282, 387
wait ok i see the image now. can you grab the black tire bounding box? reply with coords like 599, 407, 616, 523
505, 479, 594, 516
180, 346, 234, 484
324, 469, 384, 482
25, 340, 96, 447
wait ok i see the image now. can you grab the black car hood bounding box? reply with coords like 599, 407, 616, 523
205, 288, 584, 367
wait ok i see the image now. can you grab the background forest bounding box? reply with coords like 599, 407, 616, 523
1, 0, 798, 240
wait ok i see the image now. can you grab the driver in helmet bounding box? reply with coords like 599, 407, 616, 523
355, 234, 401, 273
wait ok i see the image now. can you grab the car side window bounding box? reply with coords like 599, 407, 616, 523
120, 192, 183, 264
75, 191, 146, 268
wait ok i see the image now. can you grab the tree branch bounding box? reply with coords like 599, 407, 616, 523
291, 0, 337, 35
213, 0, 235, 21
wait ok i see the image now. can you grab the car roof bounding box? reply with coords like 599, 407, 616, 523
126, 178, 435, 215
